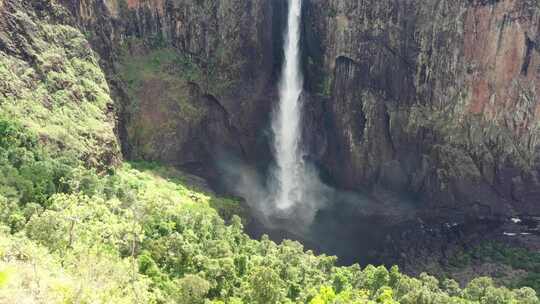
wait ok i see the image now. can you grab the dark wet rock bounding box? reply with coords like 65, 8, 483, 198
42, 0, 540, 220
57, 0, 287, 179
303, 0, 540, 219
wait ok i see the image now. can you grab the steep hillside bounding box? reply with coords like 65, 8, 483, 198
47, 0, 540, 221
0, 1, 539, 303
0, 0, 120, 168
0, 77, 537, 304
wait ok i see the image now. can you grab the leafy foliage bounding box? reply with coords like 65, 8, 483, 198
2, 2, 537, 303
0, 5, 537, 296
0, 10, 120, 166
0, 121, 537, 304
448, 241, 540, 293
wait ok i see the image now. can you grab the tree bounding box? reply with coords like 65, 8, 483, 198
441, 279, 461, 297
177, 274, 210, 304
376, 287, 399, 304
247, 266, 284, 304
464, 277, 494, 301
309, 286, 336, 304
513, 287, 539, 304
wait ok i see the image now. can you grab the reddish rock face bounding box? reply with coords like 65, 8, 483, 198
464, 0, 540, 127
305, 0, 540, 218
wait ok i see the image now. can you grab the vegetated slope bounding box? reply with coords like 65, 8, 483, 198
0, 0, 120, 168
0, 1, 539, 304
444, 241, 540, 294
116, 44, 241, 172
0, 116, 538, 304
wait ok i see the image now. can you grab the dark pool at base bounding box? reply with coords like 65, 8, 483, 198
244, 198, 533, 269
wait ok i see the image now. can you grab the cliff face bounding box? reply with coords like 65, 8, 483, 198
27, 0, 539, 218
58, 0, 285, 179
304, 0, 540, 218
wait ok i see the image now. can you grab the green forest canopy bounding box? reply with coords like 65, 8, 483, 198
0, 116, 538, 304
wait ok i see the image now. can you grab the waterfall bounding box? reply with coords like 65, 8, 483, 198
272, 0, 305, 211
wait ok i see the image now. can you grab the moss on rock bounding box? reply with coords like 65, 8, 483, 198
0, 1, 120, 168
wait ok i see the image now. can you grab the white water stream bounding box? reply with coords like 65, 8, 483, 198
272, 0, 305, 211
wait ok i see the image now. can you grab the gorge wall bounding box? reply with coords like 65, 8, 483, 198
6, 0, 538, 221
303, 0, 540, 220
59, 0, 287, 180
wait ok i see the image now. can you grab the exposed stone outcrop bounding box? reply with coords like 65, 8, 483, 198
304, 0, 540, 219
57, 0, 285, 179
18, 0, 536, 219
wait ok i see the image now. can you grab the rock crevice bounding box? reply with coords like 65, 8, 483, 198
43, 0, 540, 218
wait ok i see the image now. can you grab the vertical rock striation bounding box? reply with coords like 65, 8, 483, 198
58, 0, 285, 179
305, 0, 540, 218
18, 0, 537, 218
